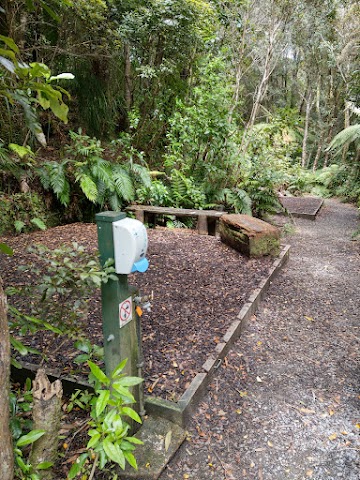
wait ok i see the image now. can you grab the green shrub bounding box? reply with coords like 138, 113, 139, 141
0, 192, 57, 234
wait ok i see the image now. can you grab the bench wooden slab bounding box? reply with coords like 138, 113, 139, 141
126, 205, 226, 235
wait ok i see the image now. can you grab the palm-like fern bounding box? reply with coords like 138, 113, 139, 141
37, 160, 70, 205
328, 102, 360, 155
328, 124, 360, 154
215, 188, 252, 214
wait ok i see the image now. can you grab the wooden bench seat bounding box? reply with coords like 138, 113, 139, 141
126, 205, 226, 235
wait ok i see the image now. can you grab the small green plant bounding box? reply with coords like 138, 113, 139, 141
73, 338, 104, 366
66, 388, 94, 413
12, 243, 117, 333
68, 359, 143, 478
14, 430, 52, 480
10, 379, 52, 480
0, 193, 50, 235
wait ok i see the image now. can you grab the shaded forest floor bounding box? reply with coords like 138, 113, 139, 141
1, 223, 273, 400
1, 199, 359, 479
159, 199, 360, 480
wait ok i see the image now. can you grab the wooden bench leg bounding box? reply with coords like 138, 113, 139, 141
135, 210, 145, 223
197, 216, 208, 235
144, 212, 156, 227
207, 217, 217, 236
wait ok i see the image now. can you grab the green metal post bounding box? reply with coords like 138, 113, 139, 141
96, 212, 140, 410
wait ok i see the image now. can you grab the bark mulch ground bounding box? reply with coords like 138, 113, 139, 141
0, 224, 274, 401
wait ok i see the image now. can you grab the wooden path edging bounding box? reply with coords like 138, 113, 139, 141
144, 244, 291, 426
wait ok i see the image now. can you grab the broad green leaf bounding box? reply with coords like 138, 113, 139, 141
103, 409, 117, 429
119, 440, 135, 451
43, 322, 63, 334
74, 353, 89, 364
96, 390, 110, 417
124, 436, 144, 445
0, 35, 19, 53
17, 430, 45, 447
121, 407, 142, 424
68, 462, 80, 479
87, 432, 101, 449
29, 62, 51, 79
0, 48, 16, 60
10, 337, 28, 356
88, 361, 110, 386
111, 358, 128, 379
124, 451, 138, 470
112, 382, 135, 402
103, 438, 126, 469
16, 456, 27, 470
117, 376, 143, 387
48, 95, 69, 123
37, 461, 53, 470
37, 92, 51, 110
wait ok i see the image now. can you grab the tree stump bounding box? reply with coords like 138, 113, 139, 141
30, 369, 63, 479
219, 214, 280, 257
0, 279, 14, 480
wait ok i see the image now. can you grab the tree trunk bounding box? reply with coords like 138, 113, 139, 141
301, 92, 313, 168
0, 278, 14, 480
239, 19, 281, 159
124, 42, 132, 112
312, 132, 325, 172
30, 369, 63, 479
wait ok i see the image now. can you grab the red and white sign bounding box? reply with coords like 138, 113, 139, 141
119, 297, 133, 328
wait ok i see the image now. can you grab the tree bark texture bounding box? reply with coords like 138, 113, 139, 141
0, 278, 14, 480
30, 369, 63, 479
301, 92, 313, 168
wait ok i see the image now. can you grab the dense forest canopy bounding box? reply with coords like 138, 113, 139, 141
0, 0, 359, 230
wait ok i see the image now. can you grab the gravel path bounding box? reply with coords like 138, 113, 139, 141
160, 199, 360, 480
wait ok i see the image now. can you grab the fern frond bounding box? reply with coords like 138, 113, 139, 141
112, 166, 134, 202
108, 192, 122, 211
38, 160, 71, 206
75, 173, 98, 202
130, 163, 151, 188
232, 188, 252, 214
90, 157, 113, 188
328, 124, 360, 153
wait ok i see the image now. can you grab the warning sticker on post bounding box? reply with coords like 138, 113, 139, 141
119, 296, 133, 328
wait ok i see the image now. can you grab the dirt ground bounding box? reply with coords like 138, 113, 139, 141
159, 199, 360, 480
1, 222, 273, 400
